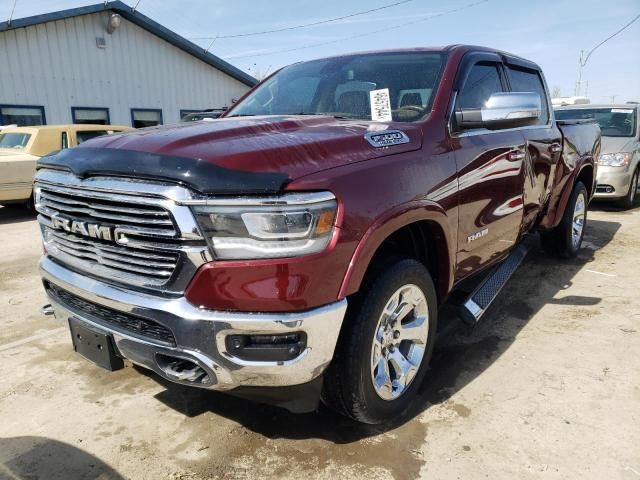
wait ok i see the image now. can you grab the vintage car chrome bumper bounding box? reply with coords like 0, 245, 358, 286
40, 256, 347, 391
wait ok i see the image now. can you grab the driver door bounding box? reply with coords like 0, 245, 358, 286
451, 53, 526, 281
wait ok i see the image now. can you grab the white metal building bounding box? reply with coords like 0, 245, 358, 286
0, 1, 256, 128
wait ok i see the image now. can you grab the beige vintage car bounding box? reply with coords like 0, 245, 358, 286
0, 124, 130, 206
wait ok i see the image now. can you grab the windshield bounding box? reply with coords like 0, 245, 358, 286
555, 107, 637, 137
228, 52, 445, 123
0, 132, 32, 149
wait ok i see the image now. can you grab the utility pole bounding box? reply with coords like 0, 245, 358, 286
575, 50, 585, 96
574, 13, 640, 99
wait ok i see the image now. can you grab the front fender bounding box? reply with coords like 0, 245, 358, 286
338, 200, 454, 300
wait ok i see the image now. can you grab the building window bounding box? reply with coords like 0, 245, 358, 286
131, 109, 163, 128
0, 105, 46, 126
71, 107, 110, 125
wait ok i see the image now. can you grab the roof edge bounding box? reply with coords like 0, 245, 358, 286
0, 1, 257, 87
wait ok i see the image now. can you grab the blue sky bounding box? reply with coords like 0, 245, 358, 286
3, 0, 640, 102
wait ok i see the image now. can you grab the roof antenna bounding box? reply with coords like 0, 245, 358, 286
132, 0, 142, 13
7, 0, 18, 26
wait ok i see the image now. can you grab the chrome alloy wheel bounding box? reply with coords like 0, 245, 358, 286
370, 284, 429, 401
572, 191, 587, 250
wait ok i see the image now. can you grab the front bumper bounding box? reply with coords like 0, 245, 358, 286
40, 256, 347, 391
594, 166, 633, 199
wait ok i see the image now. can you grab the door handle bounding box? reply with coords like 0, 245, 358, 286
508, 150, 525, 161
549, 143, 562, 153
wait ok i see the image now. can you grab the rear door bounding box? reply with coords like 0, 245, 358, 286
450, 52, 526, 280
504, 59, 561, 231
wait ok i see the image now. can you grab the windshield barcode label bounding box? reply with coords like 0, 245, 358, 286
370, 88, 392, 122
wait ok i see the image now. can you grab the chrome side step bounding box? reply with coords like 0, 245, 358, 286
459, 243, 530, 325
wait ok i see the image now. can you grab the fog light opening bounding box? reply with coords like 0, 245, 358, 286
226, 332, 307, 362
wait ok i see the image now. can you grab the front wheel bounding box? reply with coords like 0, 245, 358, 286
540, 181, 588, 258
322, 258, 438, 424
618, 166, 639, 210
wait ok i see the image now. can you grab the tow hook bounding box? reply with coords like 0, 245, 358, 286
41, 304, 54, 316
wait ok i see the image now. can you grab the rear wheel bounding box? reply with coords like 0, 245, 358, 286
540, 181, 587, 258
617, 166, 639, 210
323, 258, 437, 424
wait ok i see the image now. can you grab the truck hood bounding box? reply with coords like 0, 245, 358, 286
38, 115, 422, 194
600, 136, 637, 155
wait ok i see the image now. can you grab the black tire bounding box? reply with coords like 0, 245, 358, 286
540, 181, 588, 258
617, 166, 639, 210
25, 190, 35, 211
322, 258, 438, 424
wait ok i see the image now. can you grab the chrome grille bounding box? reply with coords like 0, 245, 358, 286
36, 182, 183, 288
37, 184, 177, 237
46, 229, 179, 281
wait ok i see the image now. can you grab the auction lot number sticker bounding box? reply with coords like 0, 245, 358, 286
370, 88, 392, 122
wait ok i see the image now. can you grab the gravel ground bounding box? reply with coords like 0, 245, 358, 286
0, 203, 638, 480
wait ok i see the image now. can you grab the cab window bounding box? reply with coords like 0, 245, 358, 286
456, 63, 504, 111
507, 66, 549, 124
61, 131, 69, 149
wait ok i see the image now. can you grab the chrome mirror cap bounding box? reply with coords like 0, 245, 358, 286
455, 91, 542, 131
482, 92, 541, 123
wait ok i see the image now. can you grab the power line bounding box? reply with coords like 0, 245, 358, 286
189, 0, 414, 40
575, 12, 640, 95
582, 12, 640, 66
7, 0, 18, 26
224, 0, 489, 60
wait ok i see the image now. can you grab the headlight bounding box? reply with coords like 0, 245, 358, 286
598, 152, 630, 167
192, 192, 337, 260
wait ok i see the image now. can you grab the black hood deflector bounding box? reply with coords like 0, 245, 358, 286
37, 147, 290, 195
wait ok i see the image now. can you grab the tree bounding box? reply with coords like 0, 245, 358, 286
551, 85, 562, 98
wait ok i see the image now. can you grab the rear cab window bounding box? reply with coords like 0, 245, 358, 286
507, 66, 550, 125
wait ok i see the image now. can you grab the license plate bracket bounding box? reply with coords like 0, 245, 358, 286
69, 318, 124, 371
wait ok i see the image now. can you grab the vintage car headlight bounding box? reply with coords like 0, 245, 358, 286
598, 152, 630, 167
192, 192, 337, 260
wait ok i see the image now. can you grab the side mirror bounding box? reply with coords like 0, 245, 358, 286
456, 92, 541, 130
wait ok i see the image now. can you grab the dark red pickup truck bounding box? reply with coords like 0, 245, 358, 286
36, 45, 600, 424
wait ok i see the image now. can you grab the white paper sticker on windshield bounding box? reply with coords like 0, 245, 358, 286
611, 109, 633, 113
370, 88, 392, 122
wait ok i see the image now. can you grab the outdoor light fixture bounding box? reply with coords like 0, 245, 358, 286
106, 13, 122, 34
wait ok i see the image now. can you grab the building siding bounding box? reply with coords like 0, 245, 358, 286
0, 11, 250, 125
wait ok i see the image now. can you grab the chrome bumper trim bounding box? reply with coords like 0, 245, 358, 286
594, 168, 634, 199
40, 257, 347, 390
